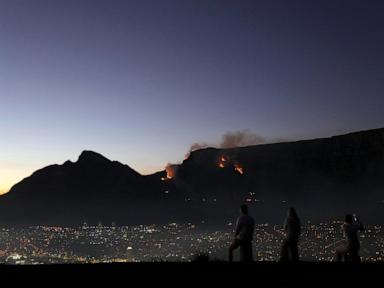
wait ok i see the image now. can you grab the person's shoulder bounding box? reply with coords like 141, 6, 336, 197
239, 215, 247, 221
352, 223, 362, 229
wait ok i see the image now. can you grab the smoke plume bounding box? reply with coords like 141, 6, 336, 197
189, 130, 266, 152
219, 130, 266, 148
190, 142, 210, 151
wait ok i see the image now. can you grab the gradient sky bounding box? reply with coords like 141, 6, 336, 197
1, 0, 384, 194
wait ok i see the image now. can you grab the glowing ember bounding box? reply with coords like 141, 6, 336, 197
218, 156, 228, 168
234, 164, 244, 174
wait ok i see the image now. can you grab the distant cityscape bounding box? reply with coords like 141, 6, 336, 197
0, 221, 383, 264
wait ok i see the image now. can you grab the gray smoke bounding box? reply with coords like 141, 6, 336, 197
189, 142, 210, 151
220, 130, 266, 148
188, 130, 266, 152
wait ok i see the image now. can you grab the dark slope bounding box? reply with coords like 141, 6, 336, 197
0, 151, 174, 226
172, 128, 384, 222
1, 128, 384, 226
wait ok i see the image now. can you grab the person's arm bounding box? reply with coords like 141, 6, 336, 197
282, 218, 289, 238
354, 215, 364, 231
342, 223, 347, 238
296, 220, 301, 237
234, 217, 241, 236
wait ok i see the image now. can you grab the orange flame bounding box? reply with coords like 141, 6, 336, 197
161, 164, 175, 181
234, 164, 244, 175
218, 156, 228, 168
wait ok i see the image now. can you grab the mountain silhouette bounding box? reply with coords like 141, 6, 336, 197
0, 150, 174, 226
1, 128, 384, 227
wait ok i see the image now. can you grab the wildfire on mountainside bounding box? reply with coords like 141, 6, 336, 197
218, 156, 244, 175
161, 164, 175, 181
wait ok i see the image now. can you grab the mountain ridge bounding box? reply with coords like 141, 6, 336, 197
1, 127, 384, 227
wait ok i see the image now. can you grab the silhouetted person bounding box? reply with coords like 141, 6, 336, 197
228, 204, 255, 262
280, 207, 301, 262
335, 214, 364, 262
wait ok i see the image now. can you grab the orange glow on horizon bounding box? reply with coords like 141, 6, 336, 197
1, 161, 50, 196
0, 190, 8, 196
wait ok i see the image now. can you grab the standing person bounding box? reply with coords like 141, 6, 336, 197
228, 204, 255, 262
335, 214, 364, 262
280, 207, 301, 262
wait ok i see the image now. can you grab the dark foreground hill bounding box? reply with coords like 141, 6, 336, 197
1, 128, 384, 226
1, 262, 382, 286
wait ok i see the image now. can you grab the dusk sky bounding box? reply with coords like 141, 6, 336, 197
1, 0, 384, 194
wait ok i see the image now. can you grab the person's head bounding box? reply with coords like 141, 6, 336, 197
345, 214, 353, 224
287, 207, 298, 219
240, 204, 248, 215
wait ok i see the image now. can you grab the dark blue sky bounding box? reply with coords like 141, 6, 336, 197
1, 0, 384, 192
